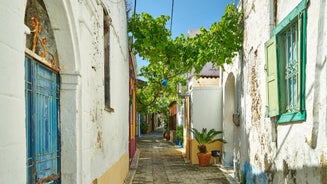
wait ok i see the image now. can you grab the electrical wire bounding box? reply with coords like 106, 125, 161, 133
133, 0, 137, 20
170, 0, 175, 33
130, 0, 137, 51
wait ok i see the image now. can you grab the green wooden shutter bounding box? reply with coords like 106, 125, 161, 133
265, 36, 280, 117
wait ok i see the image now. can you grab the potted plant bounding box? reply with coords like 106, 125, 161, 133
176, 125, 183, 147
190, 127, 226, 166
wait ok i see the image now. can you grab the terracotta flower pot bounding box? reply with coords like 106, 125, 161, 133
197, 153, 211, 167
163, 131, 170, 140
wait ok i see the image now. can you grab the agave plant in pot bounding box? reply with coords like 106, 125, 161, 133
190, 127, 226, 166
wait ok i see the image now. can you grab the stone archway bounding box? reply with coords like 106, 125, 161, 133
34, 1, 81, 183
222, 73, 235, 166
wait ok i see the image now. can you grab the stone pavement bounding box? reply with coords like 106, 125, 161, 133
125, 129, 237, 184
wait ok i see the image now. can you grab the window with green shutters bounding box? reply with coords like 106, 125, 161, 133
265, 0, 307, 123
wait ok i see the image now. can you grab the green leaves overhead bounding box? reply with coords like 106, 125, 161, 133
129, 3, 243, 113
130, 13, 172, 61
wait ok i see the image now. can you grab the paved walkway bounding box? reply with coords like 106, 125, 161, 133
125, 129, 235, 184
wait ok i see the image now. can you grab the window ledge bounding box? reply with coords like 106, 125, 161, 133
105, 107, 114, 112
278, 111, 306, 124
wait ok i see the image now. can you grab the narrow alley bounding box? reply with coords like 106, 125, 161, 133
125, 129, 234, 184
2, 0, 327, 183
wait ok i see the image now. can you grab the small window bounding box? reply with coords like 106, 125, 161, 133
265, 0, 307, 123
104, 9, 113, 111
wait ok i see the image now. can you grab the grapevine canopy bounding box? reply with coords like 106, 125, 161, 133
128, 3, 242, 113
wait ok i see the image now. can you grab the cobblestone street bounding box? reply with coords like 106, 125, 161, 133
125, 129, 233, 184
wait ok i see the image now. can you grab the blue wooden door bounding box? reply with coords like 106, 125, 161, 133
25, 55, 61, 183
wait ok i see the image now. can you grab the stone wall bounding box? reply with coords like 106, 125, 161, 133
222, 0, 327, 183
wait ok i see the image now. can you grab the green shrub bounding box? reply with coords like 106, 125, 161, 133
176, 125, 183, 142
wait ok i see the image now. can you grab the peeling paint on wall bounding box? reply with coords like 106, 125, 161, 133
249, 52, 262, 125
228, 0, 327, 183
283, 160, 297, 184
97, 128, 103, 150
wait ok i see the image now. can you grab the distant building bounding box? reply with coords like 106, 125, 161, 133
168, 101, 177, 142
0, 0, 130, 183
176, 30, 225, 164
179, 61, 224, 164
129, 48, 137, 165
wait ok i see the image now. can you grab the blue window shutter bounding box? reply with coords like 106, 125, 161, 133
265, 36, 280, 117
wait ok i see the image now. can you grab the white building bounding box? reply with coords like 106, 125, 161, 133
222, 0, 327, 183
180, 62, 224, 164
0, 0, 130, 183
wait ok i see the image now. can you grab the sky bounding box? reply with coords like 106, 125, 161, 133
127, 0, 236, 77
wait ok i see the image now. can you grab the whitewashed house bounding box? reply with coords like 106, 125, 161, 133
180, 61, 224, 164
176, 30, 224, 164
222, 0, 327, 183
0, 0, 130, 183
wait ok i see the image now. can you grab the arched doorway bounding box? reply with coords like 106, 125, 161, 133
222, 73, 236, 166
24, 0, 80, 183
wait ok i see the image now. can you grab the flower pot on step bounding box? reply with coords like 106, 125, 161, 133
189, 128, 227, 167
197, 153, 211, 167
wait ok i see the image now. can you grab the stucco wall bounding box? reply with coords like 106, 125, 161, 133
190, 86, 223, 132
64, 0, 129, 183
189, 86, 224, 164
239, 1, 276, 182
223, 0, 327, 183
271, 1, 327, 183
0, 0, 129, 183
0, 1, 28, 183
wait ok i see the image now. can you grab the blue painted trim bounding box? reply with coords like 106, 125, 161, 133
272, 0, 308, 35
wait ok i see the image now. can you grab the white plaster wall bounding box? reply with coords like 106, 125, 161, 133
271, 1, 327, 183
222, 53, 243, 179
177, 100, 184, 126
276, 0, 302, 24
228, 0, 327, 183
222, 73, 236, 166
49, 0, 129, 182
76, 0, 129, 183
43, 1, 83, 182
0, 1, 28, 183
190, 87, 223, 135
0, 0, 129, 183
239, 0, 276, 174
